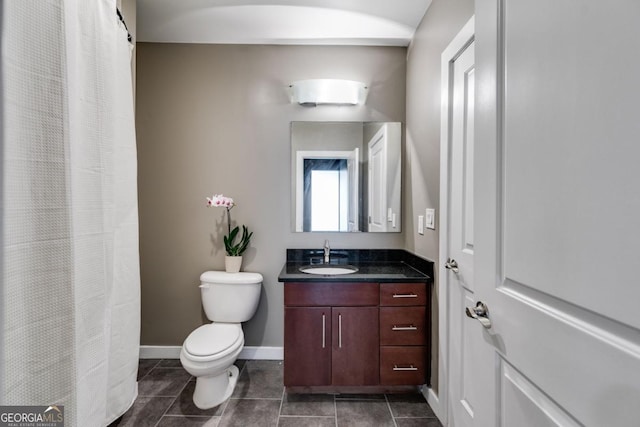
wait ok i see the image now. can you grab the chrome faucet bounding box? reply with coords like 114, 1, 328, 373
323, 240, 330, 264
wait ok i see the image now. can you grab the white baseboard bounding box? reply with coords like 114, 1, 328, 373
423, 386, 445, 425
238, 346, 284, 360
140, 345, 182, 359
139, 345, 284, 360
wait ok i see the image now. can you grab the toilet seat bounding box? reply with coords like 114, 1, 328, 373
183, 323, 243, 362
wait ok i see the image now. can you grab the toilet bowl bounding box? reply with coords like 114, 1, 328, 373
180, 271, 262, 409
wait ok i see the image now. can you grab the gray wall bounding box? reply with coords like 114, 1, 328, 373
136, 44, 406, 347
404, 0, 474, 391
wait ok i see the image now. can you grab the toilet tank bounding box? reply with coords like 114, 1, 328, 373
199, 271, 263, 322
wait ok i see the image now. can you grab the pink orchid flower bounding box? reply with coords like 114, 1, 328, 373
206, 194, 235, 208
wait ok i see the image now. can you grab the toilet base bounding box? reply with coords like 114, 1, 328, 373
193, 365, 240, 409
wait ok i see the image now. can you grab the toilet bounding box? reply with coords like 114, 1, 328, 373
180, 271, 263, 409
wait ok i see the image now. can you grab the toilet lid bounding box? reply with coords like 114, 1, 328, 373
184, 324, 242, 357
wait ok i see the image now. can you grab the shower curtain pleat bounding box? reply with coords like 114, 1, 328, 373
104, 8, 141, 426
1, 1, 141, 426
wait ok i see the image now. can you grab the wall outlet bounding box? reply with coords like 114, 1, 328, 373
418, 215, 424, 235
425, 208, 435, 230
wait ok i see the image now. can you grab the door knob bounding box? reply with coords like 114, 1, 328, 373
465, 301, 492, 329
445, 258, 459, 273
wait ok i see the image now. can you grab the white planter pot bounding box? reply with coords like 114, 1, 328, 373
225, 256, 242, 273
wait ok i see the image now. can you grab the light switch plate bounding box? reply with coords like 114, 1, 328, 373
418, 215, 424, 235
425, 208, 435, 230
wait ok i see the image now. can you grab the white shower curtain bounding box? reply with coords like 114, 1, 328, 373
1, 1, 140, 426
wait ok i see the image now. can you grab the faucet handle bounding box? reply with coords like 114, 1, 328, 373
323, 240, 330, 263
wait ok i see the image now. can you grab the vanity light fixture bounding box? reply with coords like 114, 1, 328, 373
289, 79, 368, 107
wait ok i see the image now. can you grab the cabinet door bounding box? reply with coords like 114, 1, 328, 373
284, 307, 331, 386
332, 307, 379, 385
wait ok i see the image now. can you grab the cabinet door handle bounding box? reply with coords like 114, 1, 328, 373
338, 313, 342, 348
322, 313, 326, 349
392, 293, 418, 298
393, 365, 418, 371
392, 325, 418, 331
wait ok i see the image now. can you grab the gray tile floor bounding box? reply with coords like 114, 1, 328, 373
110, 359, 443, 427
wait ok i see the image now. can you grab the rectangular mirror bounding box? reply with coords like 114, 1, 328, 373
291, 121, 401, 233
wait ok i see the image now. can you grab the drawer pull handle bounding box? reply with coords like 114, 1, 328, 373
392, 293, 418, 298
338, 313, 342, 348
392, 325, 418, 331
393, 365, 418, 371
322, 313, 326, 349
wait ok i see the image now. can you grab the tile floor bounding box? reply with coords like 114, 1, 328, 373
110, 359, 443, 427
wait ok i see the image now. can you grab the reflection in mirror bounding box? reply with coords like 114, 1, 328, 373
291, 121, 401, 233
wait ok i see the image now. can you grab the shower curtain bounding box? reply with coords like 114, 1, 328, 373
1, 1, 140, 425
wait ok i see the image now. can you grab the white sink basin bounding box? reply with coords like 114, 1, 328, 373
299, 265, 358, 275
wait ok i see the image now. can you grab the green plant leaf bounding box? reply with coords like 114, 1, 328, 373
223, 225, 252, 256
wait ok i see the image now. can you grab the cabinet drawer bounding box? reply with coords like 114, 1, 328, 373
285, 282, 379, 306
380, 307, 426, 346
380, 283, 427, 306
380, 346, 426, 385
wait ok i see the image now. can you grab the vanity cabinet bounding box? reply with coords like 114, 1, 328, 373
284, 281, 429, 390
284, 282, 379, 387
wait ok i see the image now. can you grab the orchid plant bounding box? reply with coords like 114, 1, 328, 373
206, 194, 253, 257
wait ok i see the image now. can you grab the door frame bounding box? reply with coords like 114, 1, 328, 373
295, 150, 357, 232
437, 16, 474, 426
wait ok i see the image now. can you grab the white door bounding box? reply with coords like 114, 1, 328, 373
472, 1, 640, 426
368, 126, 387, 232
445, 37, 477, 427
347, 147, 360, 232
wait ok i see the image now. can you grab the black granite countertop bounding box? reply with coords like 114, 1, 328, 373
278, 249, 433, 283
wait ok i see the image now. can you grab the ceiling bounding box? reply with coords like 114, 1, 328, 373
137, 0, 433, 46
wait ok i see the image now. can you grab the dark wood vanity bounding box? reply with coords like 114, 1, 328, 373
279, 249, 433, 393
